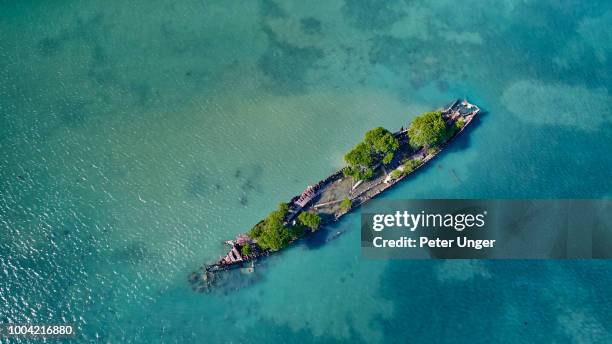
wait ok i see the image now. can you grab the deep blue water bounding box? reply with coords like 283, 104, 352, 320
1, 0, 611, 343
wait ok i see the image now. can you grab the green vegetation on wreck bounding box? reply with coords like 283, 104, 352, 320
407, 111, 447, 149
298, 211, 321, 231
241, 243, 252, 256
340, 198, 352, 212
249, 203, 322, 251
249, 203, 291, 251
408, 111, 462, 150
343, 110, 465, 182
389, 158, 422, 180
343, 127, 400, 180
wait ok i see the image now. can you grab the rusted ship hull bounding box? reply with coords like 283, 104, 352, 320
190, 99, 480, 292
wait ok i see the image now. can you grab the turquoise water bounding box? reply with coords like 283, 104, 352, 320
1, 0, 611, 342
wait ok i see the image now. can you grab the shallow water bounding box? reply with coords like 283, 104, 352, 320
1, 0, 611, 342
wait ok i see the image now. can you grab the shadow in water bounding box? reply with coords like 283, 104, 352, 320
303, 218, 346, 250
